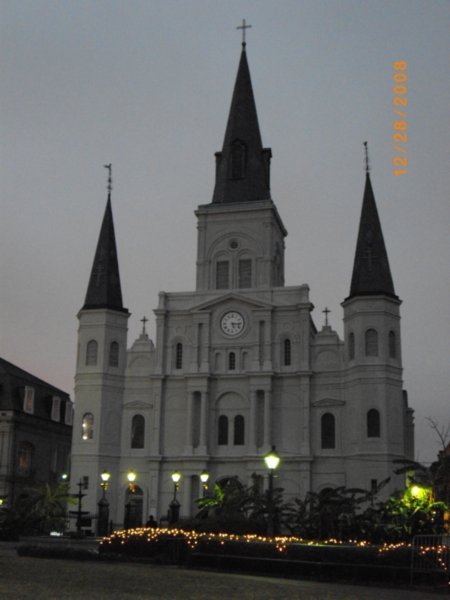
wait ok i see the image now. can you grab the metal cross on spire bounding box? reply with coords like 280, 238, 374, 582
363, 141, 370, 174
104, 163, 112, 195
141, 316, 148, 335
237, 19, 252, 47
322, 307, 331, 327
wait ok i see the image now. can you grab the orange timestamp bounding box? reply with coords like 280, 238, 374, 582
392, 61, 408, 176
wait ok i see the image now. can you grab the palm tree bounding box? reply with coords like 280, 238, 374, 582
15, 482, 76, 534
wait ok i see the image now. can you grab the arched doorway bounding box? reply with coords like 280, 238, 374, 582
124, 485, 143, 528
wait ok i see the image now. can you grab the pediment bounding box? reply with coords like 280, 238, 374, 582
193, 292, 273, 313
312, 398, 345, 407
124, 400, 153, 410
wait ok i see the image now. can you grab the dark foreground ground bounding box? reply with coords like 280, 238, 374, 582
0, 543, 442, 600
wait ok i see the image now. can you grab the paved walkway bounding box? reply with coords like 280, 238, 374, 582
0, 543, 443, 599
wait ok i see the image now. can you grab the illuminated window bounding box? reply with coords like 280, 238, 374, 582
109, 341, 119, 367
86, 340, 98, 366
234, 415, 245, 445
175, 343, 183, 369
131, 415, 145, 449
321, 413, 335, 449
17, 442, 34, 475
388, 331, 396, 358
367, 409, 381, 438
216, 261, 229, 289
348, 332, 355, 360
365, 329, 378, 357
82, 413, 94, 440
228, 352, 236, 371
23, 387, 35, 414
218, 415, 228, 445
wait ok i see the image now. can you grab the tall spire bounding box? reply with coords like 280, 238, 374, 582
82, 166, 127, 313
212, 42, 271, 204
347, 151, 396, 300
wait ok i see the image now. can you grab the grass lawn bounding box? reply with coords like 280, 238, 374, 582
0, 546, 440, 600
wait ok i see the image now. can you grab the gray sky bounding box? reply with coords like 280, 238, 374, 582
1, 0, 449, 465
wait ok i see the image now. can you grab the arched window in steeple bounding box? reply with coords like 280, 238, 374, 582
367, 409, 381, 438
131, 414, 145, 449
365, 329, 378, 357
230, 140, 247, 179
86, 340, 98, 366
228, 352, 236, 371
82, 413, 94, 440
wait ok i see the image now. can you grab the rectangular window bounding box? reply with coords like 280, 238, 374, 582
23, 387, 35, 414
238, 259, 252, 288
64, 401, 73, 426
216, 261, 229, 289
51, 396, 61, 421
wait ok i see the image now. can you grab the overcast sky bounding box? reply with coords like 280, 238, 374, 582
1, 0, 449, 465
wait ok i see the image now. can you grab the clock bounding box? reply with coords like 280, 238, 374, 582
220, 311, 245, 336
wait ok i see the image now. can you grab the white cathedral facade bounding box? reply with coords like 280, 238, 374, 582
70, 44, 414, 528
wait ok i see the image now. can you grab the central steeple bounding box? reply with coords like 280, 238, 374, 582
211, 45, 272, 204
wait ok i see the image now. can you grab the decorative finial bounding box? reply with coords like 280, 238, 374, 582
363, 142, 370, 174
104, 163, 112, 196
322, 307, 331, 327
141, 316, 148, 335
236, 19, 252, 47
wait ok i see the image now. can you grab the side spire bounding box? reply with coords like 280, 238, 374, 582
347, 146, 397, 300
212, 39, 271, 204
82, 165, 127, 313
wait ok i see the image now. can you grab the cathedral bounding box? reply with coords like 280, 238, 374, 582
70, 42, 414, 529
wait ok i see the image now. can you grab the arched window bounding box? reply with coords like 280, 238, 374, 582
131, 414, 145, 449
348, 332, 355, 360
283, 338, 291, 366
218, 415, 228, 445
365, 329, 378, 357
82, 413, 94, 440
234, 415, 245, 445
321, 413, 335, 449
17, 442, 34, 475
228, 352, 236, 371
230, 140, 247, 179
86, 340, 98, 366
388, 331, 396, 358
175, 343, 183, 369
367, 409, 381, 438
109, 341, 119, 367
216, 260, 229, 289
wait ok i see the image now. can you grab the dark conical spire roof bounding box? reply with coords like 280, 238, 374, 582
347, 173, 397, 300
212, 45, 271, 204
82, 195, 127, 313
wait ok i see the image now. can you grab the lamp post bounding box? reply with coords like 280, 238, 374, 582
124, 470, 137, 529
97, 470, 111, 537
264, 446, 281, 537
169, 470, 181, 525
200, 470, 210, 497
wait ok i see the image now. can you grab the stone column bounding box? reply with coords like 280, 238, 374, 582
264, 389, 271, 448
248, 390, 257, 454
199, 391, 208, 455
184, 392, 194, 454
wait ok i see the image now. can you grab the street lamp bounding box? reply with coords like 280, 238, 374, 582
169, 470, 181, 525
200, 470, 210, 496
124, 471, 137, 529
97, 470, 111, 537
264, 446, 281, 537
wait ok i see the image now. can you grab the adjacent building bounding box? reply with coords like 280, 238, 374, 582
0, 357, 73, 506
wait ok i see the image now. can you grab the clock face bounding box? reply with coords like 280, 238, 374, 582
221, 311, 245, 337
